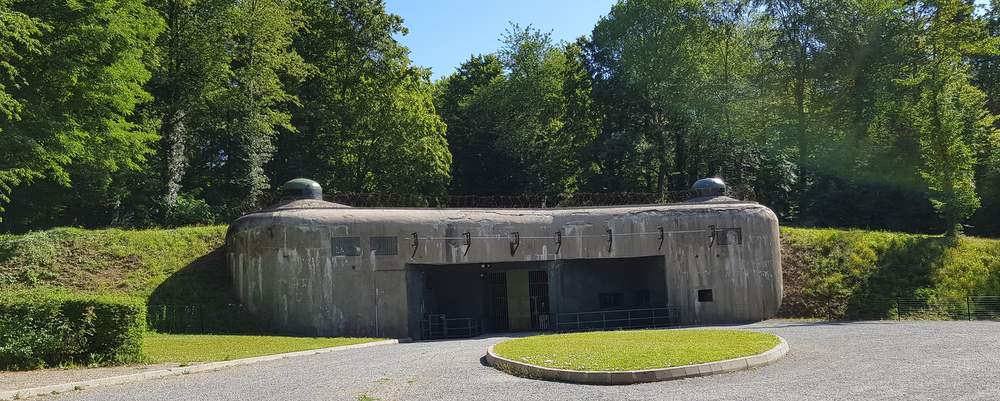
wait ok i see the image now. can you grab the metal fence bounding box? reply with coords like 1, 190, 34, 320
553, 307, 681, 332
840, 296, 1000, 321
420, 315, 482, 340
147, 304, 255, 333
259, 188, 721, 210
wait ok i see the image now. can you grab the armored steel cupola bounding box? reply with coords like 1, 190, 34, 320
691, 177, 727, 198
282, 178, 323, 200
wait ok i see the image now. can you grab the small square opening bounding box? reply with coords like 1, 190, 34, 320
697, 289, 714, 303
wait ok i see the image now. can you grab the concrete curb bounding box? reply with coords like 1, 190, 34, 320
486, 335, 788, 385
0, 338, 402, 400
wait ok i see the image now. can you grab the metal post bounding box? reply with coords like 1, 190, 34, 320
895, 298, 900, 321
967, 296, 972, 321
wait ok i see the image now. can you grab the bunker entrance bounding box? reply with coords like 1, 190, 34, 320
551, 256, 672, 331
411, 256, 672, 339
414, 261, 550, 339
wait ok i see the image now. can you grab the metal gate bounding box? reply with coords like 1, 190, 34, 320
528, 270, 550, 330
486, 272, 509, 331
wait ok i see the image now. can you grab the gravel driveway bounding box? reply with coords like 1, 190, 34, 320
49, 320, 1000, 401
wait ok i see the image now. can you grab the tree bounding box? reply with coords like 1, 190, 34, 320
969, 0, 1000, 236
0, 0, 162, 224
435, 55, 506, 194
272, 0, 450, 195
438, 25, 597, 196
906, 0, 997, 236
146, 0, 231, 216
190, 0, 308, 215
0, 1, 45, 218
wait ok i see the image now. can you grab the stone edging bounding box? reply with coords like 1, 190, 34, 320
486, 335, 788, 385
0, 338, 403, 400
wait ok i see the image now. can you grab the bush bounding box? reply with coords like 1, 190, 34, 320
0, 291, 145, 370
779, 227, 1000, 319
165, 195, 217, 227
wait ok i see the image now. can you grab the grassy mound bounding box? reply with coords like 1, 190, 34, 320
0, 226, 248, 332
492, 330, 780, 371
780, 227, 1000, 319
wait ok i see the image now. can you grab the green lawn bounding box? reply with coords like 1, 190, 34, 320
142, 333, 384, 364
492, 329, 780, 371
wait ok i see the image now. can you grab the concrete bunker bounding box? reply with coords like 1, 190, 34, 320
226, 178, 783, 340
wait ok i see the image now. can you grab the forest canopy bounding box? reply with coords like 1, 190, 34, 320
0, 0, 998, 238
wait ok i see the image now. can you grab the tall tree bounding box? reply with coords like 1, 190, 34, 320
0, 1, 45, 218
0, 0, 162, 224
906, 0, 997, 236
273, 0, 450, 195
435, 55, 506, 194
192, 0, 308, 215
438, 25, 597, 196
146, 0, 231, 216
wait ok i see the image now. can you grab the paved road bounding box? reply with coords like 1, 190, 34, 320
52, 320, 1000, 401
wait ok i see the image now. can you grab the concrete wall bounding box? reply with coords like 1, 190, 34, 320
226, 198, 783, 338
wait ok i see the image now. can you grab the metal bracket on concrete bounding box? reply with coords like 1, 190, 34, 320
708, 225, 716, 248
657, 227, 665, 251
606, 229, 613, 253
463, 232, 472, 256
554, 231, 562, 255
509, 232, 520, 256
410, 232, 419, 258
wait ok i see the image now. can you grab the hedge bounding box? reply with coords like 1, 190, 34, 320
0, 290, 145, 370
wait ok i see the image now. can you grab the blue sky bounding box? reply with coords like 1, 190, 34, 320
387, 0, 995, 81
384, 0, 617, 80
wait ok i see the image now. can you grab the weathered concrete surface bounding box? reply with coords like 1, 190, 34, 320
226, 198, 783, 338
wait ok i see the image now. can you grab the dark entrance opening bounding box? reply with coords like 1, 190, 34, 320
551, 256, 672, 331
412, 261, 550, 339
409, 256, 672, 339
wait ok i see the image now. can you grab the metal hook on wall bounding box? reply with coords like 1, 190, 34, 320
657, 227, 665, 251
606, 229, 613, 253
462, 232, 472, 256
708, 225, 717, 248
554, 231, 562, 255
410, 232, 419, 258
509, 232, 520, 256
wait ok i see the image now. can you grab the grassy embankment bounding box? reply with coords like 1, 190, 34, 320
492, 329, 780, 371
0, 226, 383, 367
779, 227, 1000, 319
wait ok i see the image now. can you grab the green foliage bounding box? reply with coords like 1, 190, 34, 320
780, 227, 1000, 319
0, 290, 145, 370
437, 25, 597, 196
0, 0, 163, 225
270, 0, 451, 196
164, 195, 217, 227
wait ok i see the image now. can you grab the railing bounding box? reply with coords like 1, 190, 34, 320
891, 296, 1000, 321
838, 296, 1000, 321
420, 315, 482, 340
554, 306, 681, 332
147, 304, 255, 333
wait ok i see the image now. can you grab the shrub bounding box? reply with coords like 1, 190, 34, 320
0, 290, 145, 370
165, 195, 217, 227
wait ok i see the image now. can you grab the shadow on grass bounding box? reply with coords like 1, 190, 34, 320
146, 247, 263, 334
